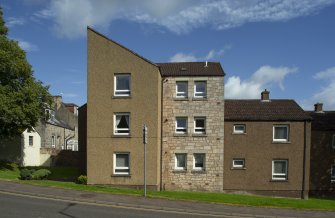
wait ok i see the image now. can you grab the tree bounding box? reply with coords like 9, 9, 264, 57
0, 6, 51, 137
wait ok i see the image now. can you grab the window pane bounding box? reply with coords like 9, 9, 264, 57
233, 160, 244, 167
176, 118, 187, 131
176, 82, 187, 97
117, 115, 129, 128
29, 136, 33, 146
116, 75, 130, 90
176, 154, 186, 168
195, 119, 205, 128
274, 161, 286, 174
116, 154, 129, 167
194, 154, 204, 168
274, 126, 288, 139
195, 82, 206, 93
234, 125, 245, 133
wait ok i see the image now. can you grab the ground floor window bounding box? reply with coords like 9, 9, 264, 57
193, 153, 205, 170
272, 160, 288, 180
175, 153, 187, 170
113, 153, 130, 175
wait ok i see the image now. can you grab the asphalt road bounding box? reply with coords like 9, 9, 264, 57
0, 192, 223, 218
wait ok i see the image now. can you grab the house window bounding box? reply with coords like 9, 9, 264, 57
233, 124, 246, 134
332, 135, 335, 149
176, 81, 188, 98
29, 136, 33, 146
114, 113, 130, 135
232, 159, 245, 168
51, 136, 56, 148
175, 153, 187, 170
193, 153, 205, 170
331, 165, 335, 182
113, 153, 130, 175
273, 125, 289, 142
175, 117, 187, 134
194, 81, 207, 98
114, 74, 130, 96
194, 117, 206, 134
272, 160, 288, 180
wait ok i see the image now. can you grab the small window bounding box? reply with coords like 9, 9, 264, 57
194, 81, 207, 98
114, 113, 130, 135
175, 117, 187, 134
233, 124, 246, 134
193, 153, 205, 170
272, 160, 288, 180
331, 165, 335, 182
332, 135, 335, 149
29, 136, 33, 146
273, 125, 289, 142
114, 153, 130, 175
114, 74, 130, 96
232, 159, 245, 168
194, 117, 206, 134
51, 135, 56, 148
175, 153, 187, 170
176, 81, 188, 98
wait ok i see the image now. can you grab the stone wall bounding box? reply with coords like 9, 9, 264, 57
162, 76, 224, 192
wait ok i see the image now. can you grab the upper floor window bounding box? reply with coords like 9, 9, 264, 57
113, 153, 130, 175
176, 81, 188, 98
193, 153, 205, 170
194, 81, 207, 98
175, 117, 187, 134
331, 165, 335, 182
232, 159, 245, 168
114, 113, 130, 135
29, 136, 33, 146
51, 135, 56, 148
233, 124, 246, 134
272, 160, 288, 180
194, 117, 206, 134
175, 153, 187, 170
273, 125, 289, 142
114, 74, 130, 96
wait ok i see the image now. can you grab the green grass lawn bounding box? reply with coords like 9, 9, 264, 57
0, 161, 334, 211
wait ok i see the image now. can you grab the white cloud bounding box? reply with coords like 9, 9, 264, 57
225, 66, 297, 99
33, 0, 335, 39
15, 39, 39, 52
169, 49, 226, 62
301, 67, 335, 110
6, 17, 25, 27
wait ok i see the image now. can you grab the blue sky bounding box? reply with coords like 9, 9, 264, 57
2, 0, 335, 109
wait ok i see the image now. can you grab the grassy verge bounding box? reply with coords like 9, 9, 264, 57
0, 162, 334, 211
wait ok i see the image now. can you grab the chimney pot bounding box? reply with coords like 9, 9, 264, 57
261, 89, 270, 101
314, 103, 323, 113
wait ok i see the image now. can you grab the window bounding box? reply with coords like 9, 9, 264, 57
194, 117, 206, 134
175, 154, 187, 170
175, 117, 187, 134
232, 159, 245, 168
113, 153, 130, 175
193, 153, 205, 170
114, 113, 130, 135
29, 136, 33, 146
272, 160, 288, 180
114, 74, 130, 96
233, 124, 246, 134
273, 125, 289, 142
332, 135, 335, 149
51, 136, 56, 148
176, 81, 188, 98
194, 81, 207, 98
331, 165, 335, 182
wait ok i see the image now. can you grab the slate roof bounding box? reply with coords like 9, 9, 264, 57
157, 62, 225, 77
225, 99, 311, 121
309, 111, 335, 131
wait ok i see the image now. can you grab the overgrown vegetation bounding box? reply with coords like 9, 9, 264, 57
0, 161, 334, 211
76, 175, 87, 184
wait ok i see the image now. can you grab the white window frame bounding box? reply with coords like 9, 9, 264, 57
176, 81, 188, 98
114, 113, 130, 135
273, 125, 289, 142
194, 117, 206, 134
332, 135, 335, 149
233, 124, 246, 134
175, 117, 187, 134
194, 81, 207, 98
272, 160, 288, 180
51, 135, 56, 148
175, 153, 187, 170
331, 165, 335, 182
29, 136, 33, 146
114, 74, 131, 96
232, 159, 245, 168
113, 153, 130, 175
193, 153, 205, 170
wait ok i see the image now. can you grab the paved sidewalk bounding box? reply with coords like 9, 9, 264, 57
0, 180, 334, 218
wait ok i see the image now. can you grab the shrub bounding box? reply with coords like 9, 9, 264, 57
76, 175, 87, 185
31, 169, 51, 180
19, 168, 35, 180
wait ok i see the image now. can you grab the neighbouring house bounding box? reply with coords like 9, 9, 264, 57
309, 103, 335, 197
223, 90, 311, 198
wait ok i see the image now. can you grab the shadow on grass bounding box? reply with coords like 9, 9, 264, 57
0, 160, 16, 171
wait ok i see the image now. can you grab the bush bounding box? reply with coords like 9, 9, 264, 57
31, 169, 51, 180
76, 175, 87, 185
19, 168, 35, 180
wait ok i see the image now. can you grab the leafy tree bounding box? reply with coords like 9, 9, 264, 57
0, 6, 51, 137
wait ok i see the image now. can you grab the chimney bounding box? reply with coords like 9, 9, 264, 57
205, 61, 208, 67
314, 103, 323, 113
261, 89, 270, 102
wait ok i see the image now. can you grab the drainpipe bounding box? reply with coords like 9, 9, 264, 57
301, 121, 308, 199
160, 77, 163, 191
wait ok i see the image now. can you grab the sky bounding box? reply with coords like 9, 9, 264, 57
2, 0, 335, 110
